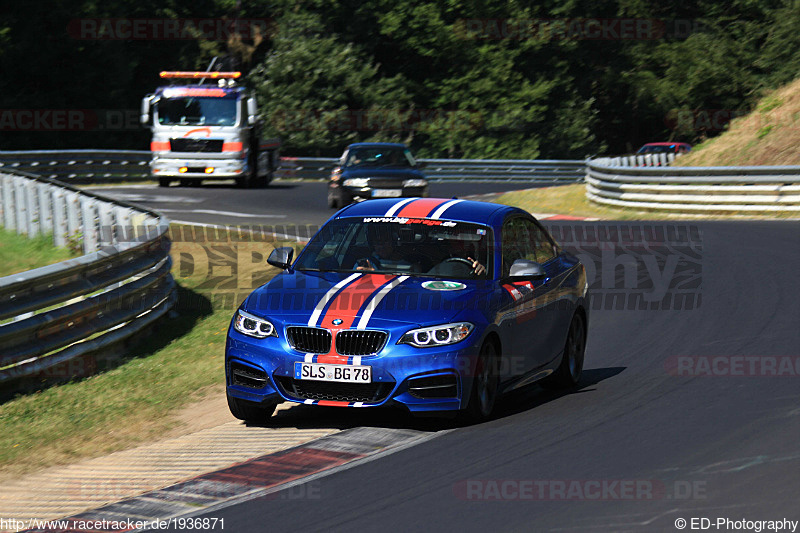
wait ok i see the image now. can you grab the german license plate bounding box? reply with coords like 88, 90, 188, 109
372, 189, 401, 198
294, 362, 372, 383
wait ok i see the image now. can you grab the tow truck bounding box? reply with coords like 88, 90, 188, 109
140, 69, 280, 188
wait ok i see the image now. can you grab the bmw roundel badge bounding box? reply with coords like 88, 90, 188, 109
332, 318, 343, 325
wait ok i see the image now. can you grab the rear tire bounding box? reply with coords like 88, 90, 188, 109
227, 392, 277, 423
540, 313, 586, 389
462, 341, 499, 423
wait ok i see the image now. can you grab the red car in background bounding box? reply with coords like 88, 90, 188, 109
636, 142, 692, 155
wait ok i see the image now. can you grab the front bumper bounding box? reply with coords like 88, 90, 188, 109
340, 184, 429, 202
151, 155, 248, 178
225, 329, 480, 413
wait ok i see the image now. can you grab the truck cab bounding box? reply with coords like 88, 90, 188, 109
141, 71, 280, 188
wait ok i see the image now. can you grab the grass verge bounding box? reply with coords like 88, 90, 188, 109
0, 225, 302, 481
0, 228, 80, 277
496, 184, 800, 220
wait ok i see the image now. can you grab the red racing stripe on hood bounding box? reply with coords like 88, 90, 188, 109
396, 198, 450, 218
316, 274, 396, 364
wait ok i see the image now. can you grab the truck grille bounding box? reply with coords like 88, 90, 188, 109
275, 376, 393, 403
169, 138, 224, 152
286, 327, 332, 354
336, 330, 387, 356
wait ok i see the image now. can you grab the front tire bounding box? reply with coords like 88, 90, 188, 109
463, 340, 499, 422
227, 392, 277, 423
158, 177, 171, 188
540, 312, 586, 389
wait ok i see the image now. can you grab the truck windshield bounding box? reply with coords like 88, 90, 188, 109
156, 96, 238, 126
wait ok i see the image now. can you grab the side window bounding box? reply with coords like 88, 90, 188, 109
526, 220, 557, 264
501, 218, 536, 276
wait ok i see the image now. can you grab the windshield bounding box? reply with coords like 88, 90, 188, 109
156, 96, 238, 126
637, 144, 676, 154
343, 147, 415, 168
295, 218, 492, 279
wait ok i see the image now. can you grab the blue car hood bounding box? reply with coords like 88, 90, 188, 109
241, 270, 488, 328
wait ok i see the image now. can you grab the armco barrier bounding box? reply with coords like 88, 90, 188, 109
0, 150, 151, 182
274, 157, 586, 182
0, 150, 586, 183
587, 156, 800, 212
0, 169, 175, 384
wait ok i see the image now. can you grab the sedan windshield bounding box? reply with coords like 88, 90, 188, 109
344, 147, 415, 168
295, 218, 492, 279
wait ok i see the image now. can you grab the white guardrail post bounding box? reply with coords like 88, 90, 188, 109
0, 168, 176, 386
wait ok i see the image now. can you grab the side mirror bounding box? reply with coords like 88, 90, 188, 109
247, 97, 258, 126
267, 246, 294, 269
140, 95, 154, 125
508, 259, 545, 279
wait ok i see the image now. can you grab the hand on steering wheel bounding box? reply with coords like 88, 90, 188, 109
356, 257, 380, 271
443, 257, 485, 276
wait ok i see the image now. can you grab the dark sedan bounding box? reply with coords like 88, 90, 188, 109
327, 142, 429, 208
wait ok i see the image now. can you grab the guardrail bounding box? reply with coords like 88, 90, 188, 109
0, 150, 586, 183
587, 156, 800, 212
0, 150, 151, 182
0, 169, 175, 385
275, 157, 586, 182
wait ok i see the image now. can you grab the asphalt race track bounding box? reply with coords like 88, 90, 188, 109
91, 183, 799, 532
86, 181, 539, 228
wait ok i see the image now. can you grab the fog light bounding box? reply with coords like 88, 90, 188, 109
179, 167, 188, 173
205, 167, 215, 174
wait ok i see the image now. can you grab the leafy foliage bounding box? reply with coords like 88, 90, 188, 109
1, 0, 799, 157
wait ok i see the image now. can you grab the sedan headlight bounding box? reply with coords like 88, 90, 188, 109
403, 179, 428, 188
398, 322, 473, 348
234, 310, 277, 338
343, 178, 370, 187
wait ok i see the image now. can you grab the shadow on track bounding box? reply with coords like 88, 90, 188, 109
243, 366, 626, 433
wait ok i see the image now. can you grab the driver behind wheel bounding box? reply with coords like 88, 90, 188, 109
426, 231, 487, 277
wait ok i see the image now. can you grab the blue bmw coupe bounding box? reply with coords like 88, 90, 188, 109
226, 198, 589, 422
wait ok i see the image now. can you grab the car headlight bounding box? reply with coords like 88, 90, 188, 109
403, 179, 427, 187
234, 310, 277, 338
343, 178, 370, 187
398, 322, 473, 348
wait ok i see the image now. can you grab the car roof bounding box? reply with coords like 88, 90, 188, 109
335, 198, 520, 225
346, 142, 408, 149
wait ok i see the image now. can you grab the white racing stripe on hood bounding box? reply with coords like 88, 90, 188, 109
355, 275, 409, 330
429, 199, 463, 219
384, 198, 416, 217
308, 272, 362, 327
